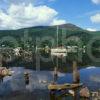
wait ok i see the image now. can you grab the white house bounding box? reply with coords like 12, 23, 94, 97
51, 47, 67, 57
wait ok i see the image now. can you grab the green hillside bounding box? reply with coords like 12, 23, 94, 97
0, 24, 100, 70
0, 23, 97, 47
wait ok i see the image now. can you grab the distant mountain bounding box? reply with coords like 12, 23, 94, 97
53, 23, 83, 31
0, 23, 99, 47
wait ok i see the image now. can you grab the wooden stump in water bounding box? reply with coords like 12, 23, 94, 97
0, 76, 3, 83
72, 61, 80, 83
24, 73, 29, 85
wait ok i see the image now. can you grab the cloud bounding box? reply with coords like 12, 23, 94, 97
2, 0, 55, 5
86, 28, 97, 31
92, 0, 100, 4
0, 3, 66, 30
3, 0, 37, 4
48, 0, 56, 2
51, 19, 66, 25
90, 13, 100, 23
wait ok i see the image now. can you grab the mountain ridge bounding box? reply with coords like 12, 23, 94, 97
0, 23, 83, 31
0, 23, 99, 47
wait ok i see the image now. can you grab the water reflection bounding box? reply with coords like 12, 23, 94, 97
0, 66, 100, 100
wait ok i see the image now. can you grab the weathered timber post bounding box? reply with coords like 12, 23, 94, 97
73, 61, 80, 83
53, 67, 58, 83
72, 61, 80, 100
0, 54, 2, 67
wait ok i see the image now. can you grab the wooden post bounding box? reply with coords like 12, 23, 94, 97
53, 67, 58, 83
35, 45, 40, 71
0, 54, 2, 67
72, 61, 80, 100
73, 61, 80, 83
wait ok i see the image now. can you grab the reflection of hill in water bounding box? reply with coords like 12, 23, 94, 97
0, 67, 100, 99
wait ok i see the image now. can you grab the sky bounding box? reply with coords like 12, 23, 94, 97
0, 0, 100, 31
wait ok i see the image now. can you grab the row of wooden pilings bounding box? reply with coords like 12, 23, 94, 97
49, 61, 90, 100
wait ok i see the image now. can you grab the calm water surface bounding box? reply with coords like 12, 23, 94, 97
0, 66, 100, 100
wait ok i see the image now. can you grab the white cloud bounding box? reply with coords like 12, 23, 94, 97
92, 0, 100, 4
48, 0, 56, 2
3, 0, 37, 5
3, 0, 55, 5
86, 28, 97, 31
51, 19, 66, 25
90, 13, 100, 23
0, 4, 66, 30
